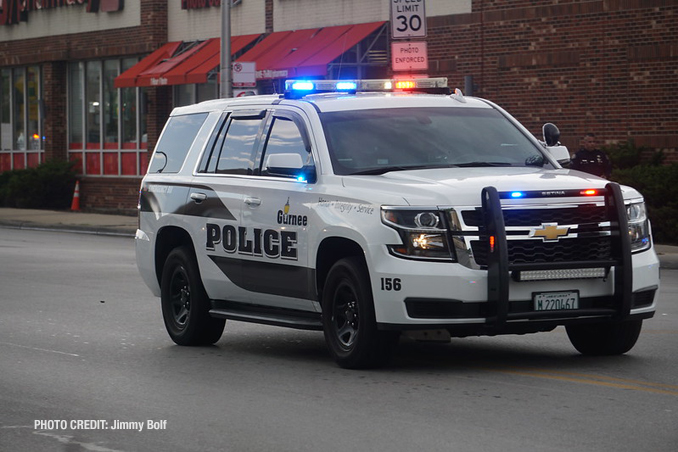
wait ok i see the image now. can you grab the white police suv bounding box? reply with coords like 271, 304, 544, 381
136, 78, 660, 368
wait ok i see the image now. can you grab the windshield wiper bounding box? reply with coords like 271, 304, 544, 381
455, 161, 514, 167
349, 164, 459, 175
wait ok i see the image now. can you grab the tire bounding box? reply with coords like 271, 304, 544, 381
322, 257, 398, 369
160, 246, 225, 346
566, 319, 643, 355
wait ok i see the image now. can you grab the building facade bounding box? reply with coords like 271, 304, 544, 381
0, 0, 676, 212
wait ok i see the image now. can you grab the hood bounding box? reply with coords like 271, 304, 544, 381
341, 167, 641, 206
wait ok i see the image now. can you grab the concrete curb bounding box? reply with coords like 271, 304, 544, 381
0, 221, 135, 238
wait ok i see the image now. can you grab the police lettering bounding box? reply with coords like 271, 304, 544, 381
206, 223, 297, 260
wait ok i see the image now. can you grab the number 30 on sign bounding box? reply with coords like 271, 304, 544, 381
391, 0, 427, 39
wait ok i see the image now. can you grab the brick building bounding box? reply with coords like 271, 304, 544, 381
1, 0, 675, 212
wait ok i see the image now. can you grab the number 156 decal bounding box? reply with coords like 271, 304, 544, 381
380, 278, 402, 291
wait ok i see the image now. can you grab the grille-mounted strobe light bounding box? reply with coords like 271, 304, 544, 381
515, 267, 607, 281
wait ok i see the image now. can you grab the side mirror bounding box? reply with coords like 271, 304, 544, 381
542, 123, 561, 147
546, 145, 571, 165
265, 153, 316, 183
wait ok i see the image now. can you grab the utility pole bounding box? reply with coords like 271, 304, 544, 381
220, 0, 232, 98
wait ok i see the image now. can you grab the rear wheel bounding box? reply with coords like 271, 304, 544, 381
161, 247, 225, 346
566, 319, 642, 355
322, 257, 398, 369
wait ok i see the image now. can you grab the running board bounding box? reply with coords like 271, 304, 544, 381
209, 302, 322, 331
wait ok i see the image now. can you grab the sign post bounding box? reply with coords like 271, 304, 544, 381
220, 0, 232, 98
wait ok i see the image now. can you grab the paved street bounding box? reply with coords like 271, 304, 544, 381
1, 228, 677, 452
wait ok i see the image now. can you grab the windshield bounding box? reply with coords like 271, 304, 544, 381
320, 107, 547, 175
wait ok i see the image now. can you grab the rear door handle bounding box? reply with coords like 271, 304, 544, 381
244, 197, 261, 207
190, 192, 207, 203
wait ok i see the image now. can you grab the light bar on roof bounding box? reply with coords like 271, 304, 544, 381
284, 78, 450, 98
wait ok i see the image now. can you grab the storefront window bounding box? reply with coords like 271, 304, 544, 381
69, 63, 84, 150
120, 58, 137, 149
13, 68, 25, 153
27, 66, 41, 153
1, 69, 10, 152
0, 67, 44, 172
175, 84, 194, 107
196, 80, 218, 103
86, 61, 101, 152
68, 57, 147, 177
103, 60, 119, 150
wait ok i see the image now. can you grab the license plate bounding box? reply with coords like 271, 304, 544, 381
533, 291, 579, 311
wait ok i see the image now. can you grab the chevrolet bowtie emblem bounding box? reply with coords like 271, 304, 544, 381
530, 223, 570, 241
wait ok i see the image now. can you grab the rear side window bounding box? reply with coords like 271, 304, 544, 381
149, 113, 208, 173
217, 118, 261, 174
200, 116, 264, 175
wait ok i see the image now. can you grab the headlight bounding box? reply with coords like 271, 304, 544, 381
626, 201, 651, 253
381, 208, 455, 261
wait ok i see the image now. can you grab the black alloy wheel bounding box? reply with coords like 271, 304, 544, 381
161, 246, 225, 346
322, 256, 399, 369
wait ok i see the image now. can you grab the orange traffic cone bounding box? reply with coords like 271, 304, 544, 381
71, 181, 81, 211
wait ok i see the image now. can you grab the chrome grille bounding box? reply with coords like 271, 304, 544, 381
462, 205, 608, 227
470, 236, 614, 266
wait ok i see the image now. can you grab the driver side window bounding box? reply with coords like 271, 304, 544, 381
260, 117, 312, 177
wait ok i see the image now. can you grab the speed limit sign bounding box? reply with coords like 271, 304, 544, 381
391, 0, 427, 39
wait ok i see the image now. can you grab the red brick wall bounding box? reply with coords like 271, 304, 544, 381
265, 0, 274, 33
42, 61, 67, 162
79, 177, 140, 214
428, 0, 678, 162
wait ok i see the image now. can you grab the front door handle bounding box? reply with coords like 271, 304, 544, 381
190, 192, 207, 203
244, 197, 261, 207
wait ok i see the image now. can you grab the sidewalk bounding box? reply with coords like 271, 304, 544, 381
0, 207, 137, 237
0, 207, 677, 269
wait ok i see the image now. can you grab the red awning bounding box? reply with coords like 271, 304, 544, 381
182, 34, 261, 85
115, 22, 384, 87
236, 21, 385, 80
114, 34, 261, 88
114, 42, 181, 88
136, 40, 212, 87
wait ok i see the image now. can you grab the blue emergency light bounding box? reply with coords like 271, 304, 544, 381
335, 81, 358, 91
291, 81, 315, 91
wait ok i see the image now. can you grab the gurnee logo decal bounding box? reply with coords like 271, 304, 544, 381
277, 198, 308, 226
206, 223, 298, 260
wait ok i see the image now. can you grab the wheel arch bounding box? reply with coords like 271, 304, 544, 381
155, 226, 196, 286
315, 236, 367, 301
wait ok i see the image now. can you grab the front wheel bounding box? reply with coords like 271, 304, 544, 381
566, 319, 642, 355
322, 257, 398, 369
161, 246, 225, 346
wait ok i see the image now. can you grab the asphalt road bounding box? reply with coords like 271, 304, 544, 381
1, 228, 677, 452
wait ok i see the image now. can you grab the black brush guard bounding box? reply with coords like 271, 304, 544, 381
480, 182, 632, 327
